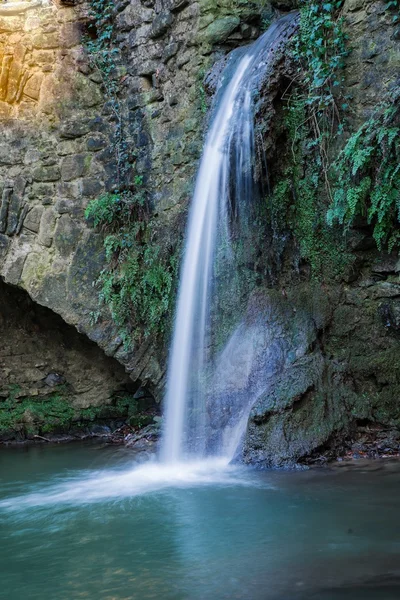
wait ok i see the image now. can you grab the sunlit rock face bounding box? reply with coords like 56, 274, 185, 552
0, 1, 47, 118
0, 1, 115, 381
0, 0, 84, 119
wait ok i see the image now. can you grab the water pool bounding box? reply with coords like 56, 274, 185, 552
0, 442, 399, 600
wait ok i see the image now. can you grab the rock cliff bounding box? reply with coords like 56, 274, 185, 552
0, 0, 266, 438
0, 0, 399, 459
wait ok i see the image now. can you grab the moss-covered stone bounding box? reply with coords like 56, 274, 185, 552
202, 16, 241, 43
0, 388, 154, 441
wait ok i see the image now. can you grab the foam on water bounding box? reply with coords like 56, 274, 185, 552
0, 459, 267, 512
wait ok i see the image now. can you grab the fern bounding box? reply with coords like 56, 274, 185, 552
85, 190, 179, 346
328, 92, 400, 250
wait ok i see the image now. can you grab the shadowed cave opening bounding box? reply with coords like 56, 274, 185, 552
0, 278, 157, 442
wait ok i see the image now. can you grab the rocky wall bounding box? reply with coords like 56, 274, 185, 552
0, 0, 398, 458
0, 278, 153, 440
0, 0, 119, 387
0, 0, 268, 402
241, 0, 400, 466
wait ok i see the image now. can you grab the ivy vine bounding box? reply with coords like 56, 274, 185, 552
290, 0, 348, 199
386, 0, 399, 24
265, 0, 351, 279
266, 0, 399, 277
85, 0, 130, 188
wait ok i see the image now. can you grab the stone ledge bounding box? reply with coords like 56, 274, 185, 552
0, 1, 44, 16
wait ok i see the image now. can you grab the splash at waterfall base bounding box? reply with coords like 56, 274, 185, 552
158, 281, 400, 469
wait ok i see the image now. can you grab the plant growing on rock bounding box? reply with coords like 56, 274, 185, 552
0, 388, 74, 436
386, 0, 399, 24
290, 0, 348, 196
84, 0, 129, 190
265, 0, 351, 279
85, 190, 179, 347
327, 92, 400, 250
84, 0, 116, 88
83, 0, 179, 345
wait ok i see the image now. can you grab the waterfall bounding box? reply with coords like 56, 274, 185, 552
162, 14, 298, 464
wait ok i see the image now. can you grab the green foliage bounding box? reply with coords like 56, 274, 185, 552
85, 190, 179, 346
79, 394, 138, 422
199, 83, 208, 114
288, 1, 349, 187
0, 388, 74, 435
276, 1, 399, 258
84, 0, 179, 345
85, 0, 132, 189
85, 0, 117, 93
293, 1, 348, 114
267, 103, 351, 279
264, 1, 352, 279
327, 95, 400, 250
0, 386, 149, 436
386, 0, 399, 24
197, 69, 208, 114
85, 189, 146, 229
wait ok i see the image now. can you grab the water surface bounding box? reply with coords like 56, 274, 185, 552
1, 443, 399, 600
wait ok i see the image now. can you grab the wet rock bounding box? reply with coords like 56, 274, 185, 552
59, 119, 92, 139
372, 254, 398, 274
60, 154, 87, 181
346, 0, 366, 11
203, 17, 241, 44
379, 300, 400, 333
53, 215, 82, 257
88, 424, 112, 436
124, 422, 160, 449
44, 372, 66, 387
271, 0, 299, 9
0, 233, 10, 260
23, 206, 44, 233
32, 166, 60, 183
163, 42, 180, 62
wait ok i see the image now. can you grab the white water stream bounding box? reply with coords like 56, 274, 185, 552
161, 56, 252, 463
162, 14, 297, 464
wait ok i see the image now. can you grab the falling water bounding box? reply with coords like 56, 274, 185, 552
162, 14, 298, 464
0, 15, 300, 515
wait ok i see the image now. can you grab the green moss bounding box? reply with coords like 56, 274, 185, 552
349, 350, 400, 385
266, 100, 352, 280
86, 191, 180, 347
0, 389, 74, 436
0, 386, 150, 438
263, 1, 355, 280
79, 394, 139, 422
197, 68, 208, 114
386, 0, 399, 24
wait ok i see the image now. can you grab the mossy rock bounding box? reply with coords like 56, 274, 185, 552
202, 16, 241, 43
